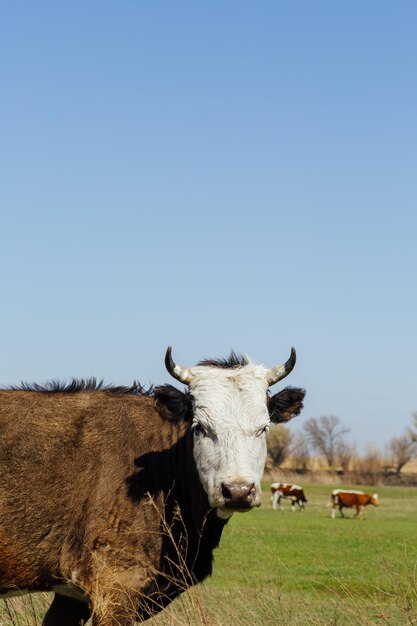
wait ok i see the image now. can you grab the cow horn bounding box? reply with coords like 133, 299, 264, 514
266, 347, 297, 386
165, 346, 193, 385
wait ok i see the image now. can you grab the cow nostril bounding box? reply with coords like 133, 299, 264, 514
247, 483, 256, 500
241, 483, 255, 497
221, 483, 233, 501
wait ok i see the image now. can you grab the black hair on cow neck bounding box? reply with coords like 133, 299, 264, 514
5, 378, 153, 395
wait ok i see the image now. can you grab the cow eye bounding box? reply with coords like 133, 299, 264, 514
258, 424, 270, 436
192, 422, 207, 437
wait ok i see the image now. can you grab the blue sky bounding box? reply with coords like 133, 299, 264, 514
1, 1, 416, 450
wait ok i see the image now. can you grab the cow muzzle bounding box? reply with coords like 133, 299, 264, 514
220, 482, 260, 511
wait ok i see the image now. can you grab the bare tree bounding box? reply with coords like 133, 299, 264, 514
408, 411, 417, 442
388, 434, 417, 476
267, 425, 292, 467
290, 431, 310, 472
303, 415, 350, 470
336, 440, 357, 473
352, 445, 384, 484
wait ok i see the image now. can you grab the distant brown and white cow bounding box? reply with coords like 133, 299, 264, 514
271, 482, 307, 511
0, 346, 305, 626
331, 489, 380, 519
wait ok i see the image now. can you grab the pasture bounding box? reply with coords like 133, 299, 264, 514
1, 484, 416, 625
200, 483, 417, 625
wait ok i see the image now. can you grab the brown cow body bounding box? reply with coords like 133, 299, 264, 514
331, 489, 380, 519
0, 387, 224, 624
270, 483, 307, 511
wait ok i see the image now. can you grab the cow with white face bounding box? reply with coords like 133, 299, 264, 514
0, 345, 305, 625
165, 347, 305, 519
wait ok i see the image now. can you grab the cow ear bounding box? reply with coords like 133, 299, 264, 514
268, 387, 305, 424
154, 385, 192, 422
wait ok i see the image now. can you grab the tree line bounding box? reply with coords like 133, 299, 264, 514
267, 412, 417, 478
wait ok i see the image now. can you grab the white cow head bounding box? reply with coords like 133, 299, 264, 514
163, 347, 305, 518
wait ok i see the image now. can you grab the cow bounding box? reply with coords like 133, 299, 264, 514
330, 489, 380, 519
270, 482, 307, 511
0, 346, 305, 626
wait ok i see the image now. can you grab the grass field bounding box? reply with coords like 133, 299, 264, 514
2, 483, 417, 625
150, 483, 417, 625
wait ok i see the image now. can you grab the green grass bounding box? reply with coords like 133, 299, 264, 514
209, 483, 417, 590
195, 483, 417, 624
2, 484, 417, 625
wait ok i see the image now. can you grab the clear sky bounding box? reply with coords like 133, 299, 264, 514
1, 1, 416, 451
